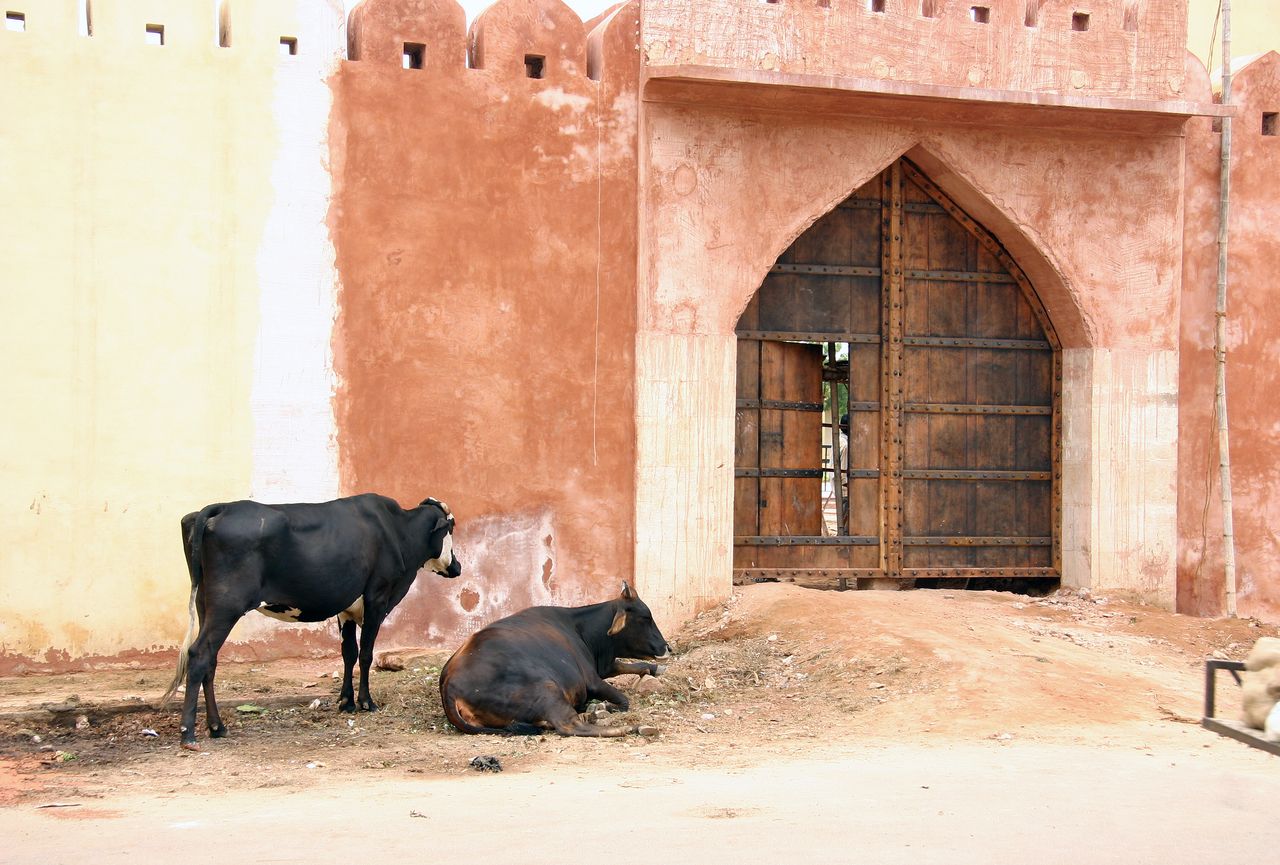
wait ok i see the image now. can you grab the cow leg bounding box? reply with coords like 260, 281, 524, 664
609, 660, 660, 677
586, 679, 631, 712
203, 656, 227, 738
192, 584, 227, 739
355, 615, 384, 712
546, 702, 630, 738
337, 618, 358, 713
180, 609, 240, 750
193, 585, 228, 738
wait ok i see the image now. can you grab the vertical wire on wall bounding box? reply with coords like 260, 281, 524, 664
1215, 0, 1238, 617
593, 76, 604, 467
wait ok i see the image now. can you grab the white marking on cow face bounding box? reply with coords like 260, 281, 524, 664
425, 532, 454, 575
337, 597, 365, 627
256, 601, 303, 622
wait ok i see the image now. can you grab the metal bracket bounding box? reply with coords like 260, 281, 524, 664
1202, 659, 1280, 757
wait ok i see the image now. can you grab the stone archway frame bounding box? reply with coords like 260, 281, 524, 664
635, 137, 1177, 627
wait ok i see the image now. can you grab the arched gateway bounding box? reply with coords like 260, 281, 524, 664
734, 159, 1061, 590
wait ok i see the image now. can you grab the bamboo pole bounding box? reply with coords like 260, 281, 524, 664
1216, 0, 1238, 617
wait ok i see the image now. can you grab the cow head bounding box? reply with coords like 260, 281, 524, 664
606, 581, 669, 659
420, 498, 462, 578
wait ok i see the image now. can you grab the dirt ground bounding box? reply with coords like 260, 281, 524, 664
2, 583, 1279, 862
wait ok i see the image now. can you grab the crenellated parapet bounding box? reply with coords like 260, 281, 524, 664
470, 0, 587, 81
348, 0, 468, 70
348, 0, 625, 83
0, 0, 345, 62
642, 0, 1190, 101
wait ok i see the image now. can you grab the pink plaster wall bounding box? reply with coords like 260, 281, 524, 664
1179, 52, 1280, 623
641, 101, 1185, 352
642, 0, 1189, 101
329, 0, 642, 649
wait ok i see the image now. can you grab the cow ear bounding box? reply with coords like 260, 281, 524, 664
620, 581, 636, 600
608, 609, 627, 636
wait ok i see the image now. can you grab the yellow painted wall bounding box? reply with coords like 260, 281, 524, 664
1188, 0, 1280, 67
0, 0, 339, 669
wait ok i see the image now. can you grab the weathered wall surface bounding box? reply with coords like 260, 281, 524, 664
643, 0, 1189, 99
1179, 52, 1280, 623
0, 0, 345, 673
329, 0, 641, 649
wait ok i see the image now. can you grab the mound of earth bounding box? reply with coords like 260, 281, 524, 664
0, 583, 1274, 804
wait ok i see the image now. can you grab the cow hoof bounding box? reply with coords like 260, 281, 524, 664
359, 700, 378, 713
181, 741, 200, 752
338, 700, 356, 713
209, 725, 228, 739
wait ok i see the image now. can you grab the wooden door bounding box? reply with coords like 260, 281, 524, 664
733, 158, 1060, 589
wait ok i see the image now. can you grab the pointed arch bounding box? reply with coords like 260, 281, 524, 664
732, 156, 1063, 589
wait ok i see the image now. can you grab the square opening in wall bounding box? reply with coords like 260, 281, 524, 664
921, 0, 938, 18
5, 11, 25, 32
524, 54, 545, 79
868, 0, 885, 12
145, 24, 164, 45
1264, 113, 1278, 137
971, 6, 990, 23
1071, 12, 1090, 31
280, 36, 297, 56
403, 42, 425, 69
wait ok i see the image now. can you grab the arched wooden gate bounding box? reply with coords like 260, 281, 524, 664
733, 159, 1061, 589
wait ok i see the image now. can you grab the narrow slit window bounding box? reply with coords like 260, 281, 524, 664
1071, 12, 1090, 32
5, 11, 25, 32
1024, 0, 1041, 27
524, 54, 544, 79
921, 0, 938, 18
218, 1, 230, 48
403, 42, 425, 69
280, 36, 297, 56
971, 6, 990, 23
145, 24, 164, 45
868, 0, 885, 11
1263, 113, 1278, 137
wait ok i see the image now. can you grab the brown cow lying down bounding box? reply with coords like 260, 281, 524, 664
439, 582, 669, 737
1241, 637, 1280, 741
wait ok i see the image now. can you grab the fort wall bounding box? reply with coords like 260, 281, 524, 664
329, 0, 642, 649
0, 0, 345, 670
1179, 51, 1280, 623
2, 0, 1279, 673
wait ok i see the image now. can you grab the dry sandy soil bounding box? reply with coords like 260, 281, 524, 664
2, 583, 1279, 863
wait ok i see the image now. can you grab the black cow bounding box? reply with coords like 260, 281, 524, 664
161, 493, 461, 750
439, 582, 669, 737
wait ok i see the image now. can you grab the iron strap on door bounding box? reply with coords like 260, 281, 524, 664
881, 162, 905, 576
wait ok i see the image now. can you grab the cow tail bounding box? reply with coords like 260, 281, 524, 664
159, 586, 198, 706
160, 507, 213, 706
